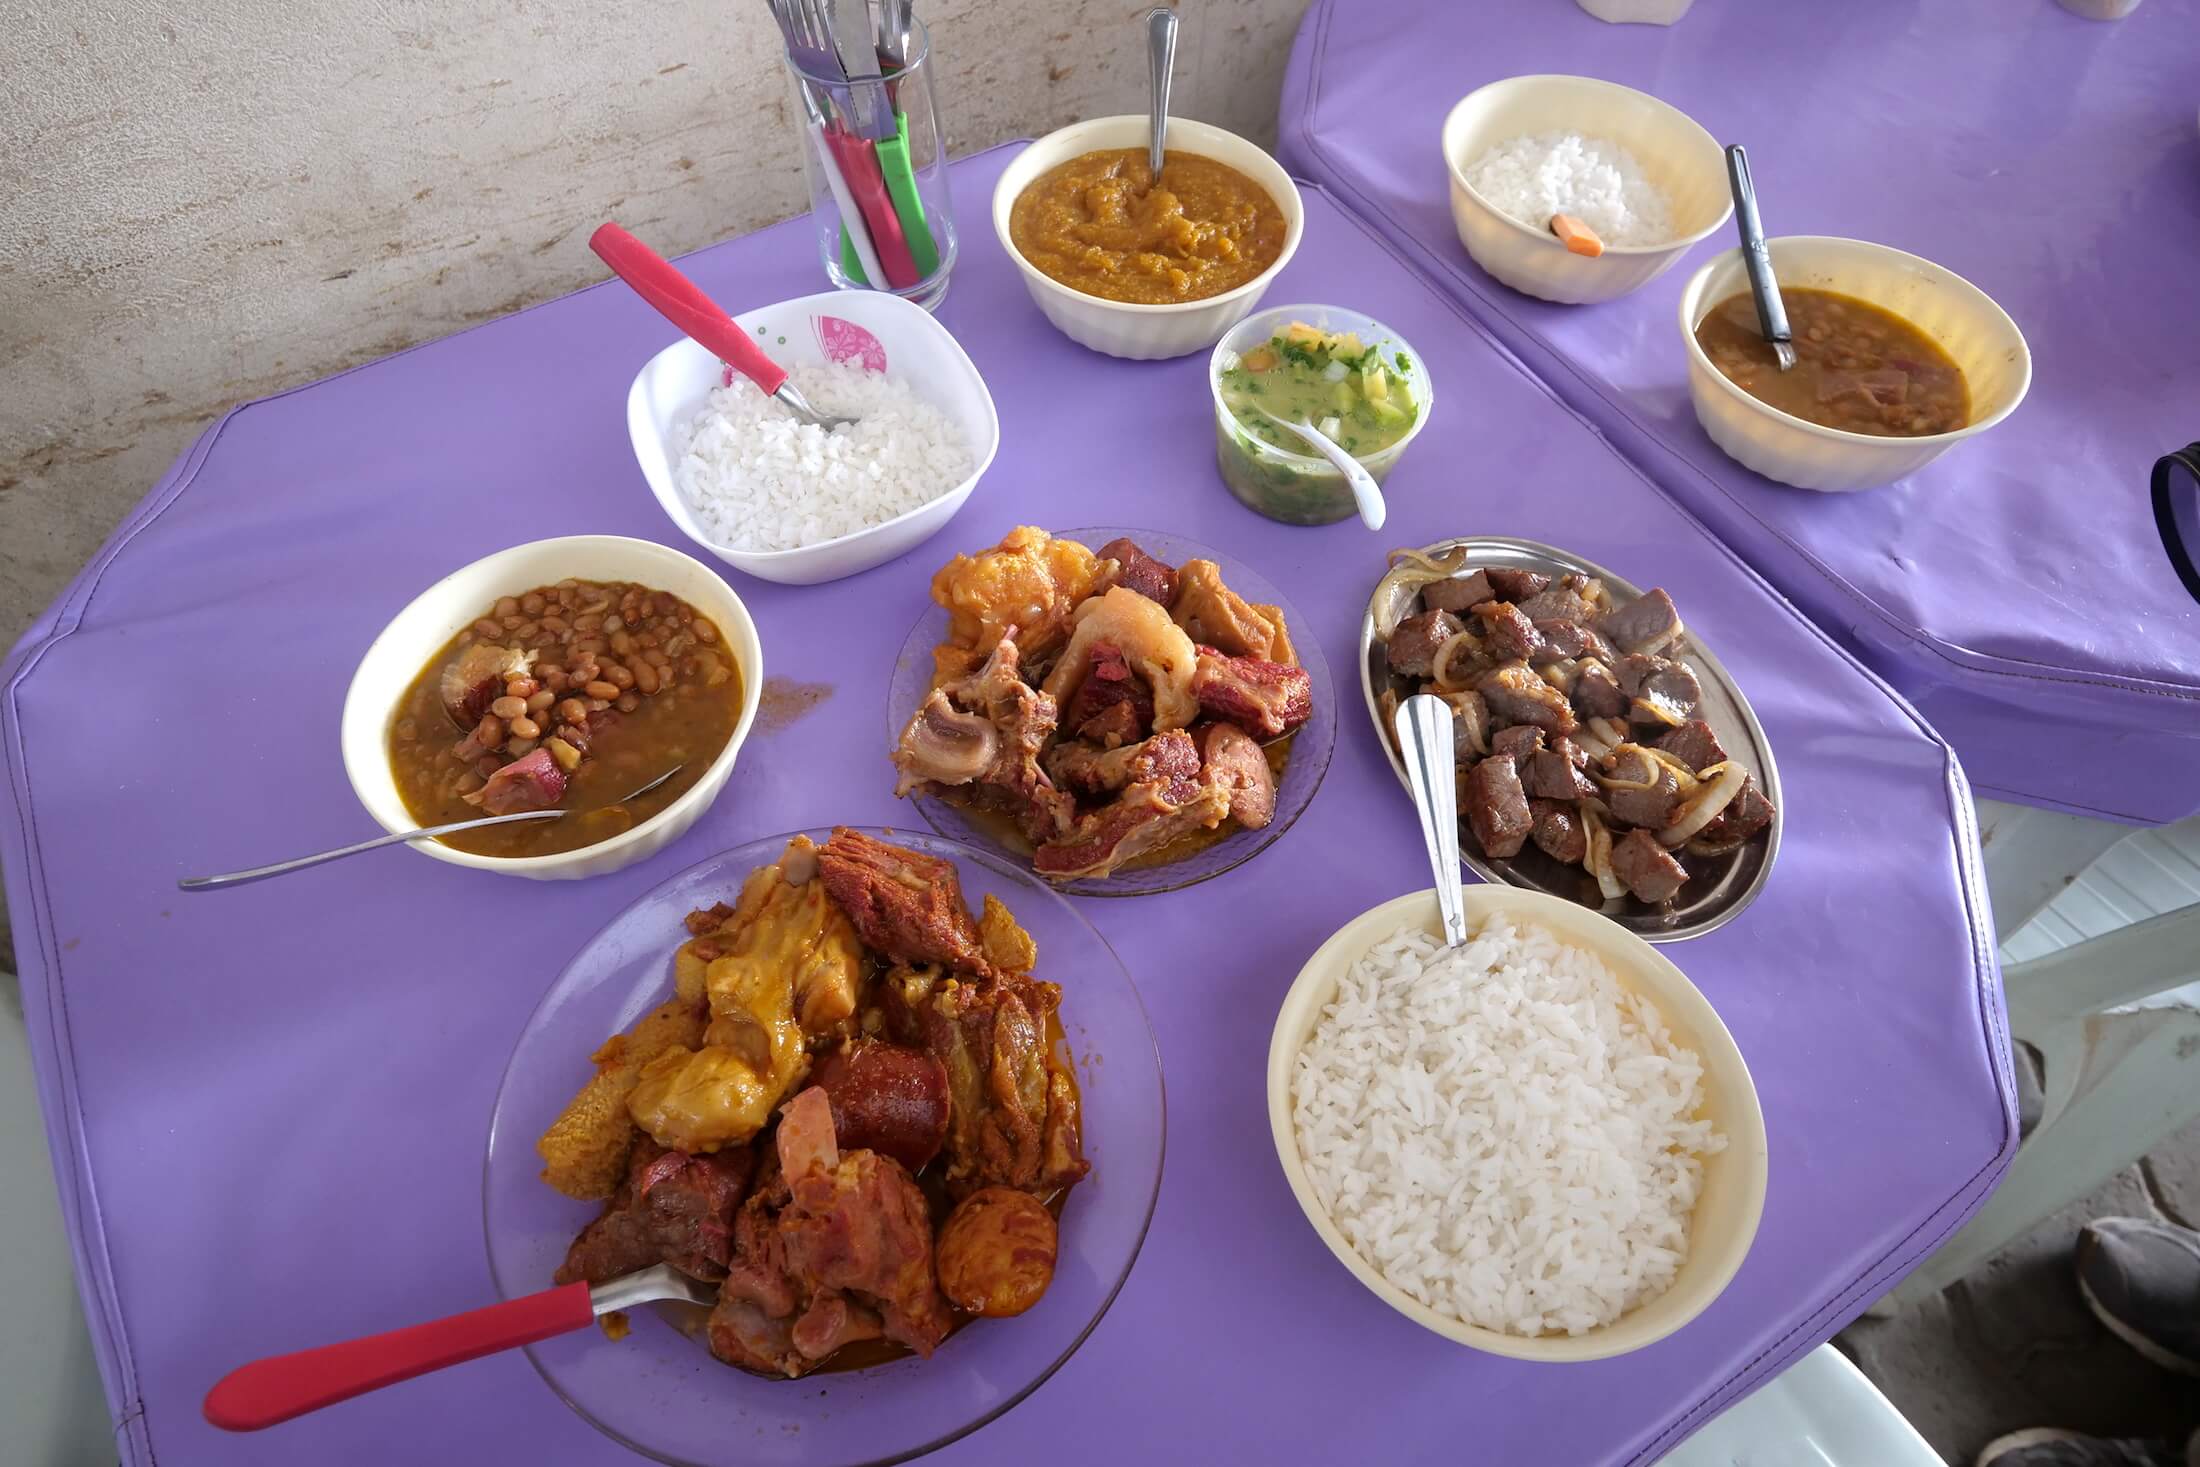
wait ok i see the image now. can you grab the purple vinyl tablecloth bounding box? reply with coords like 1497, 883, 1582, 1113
1280, 0, 2200, 825
1, 144, 2012, 1466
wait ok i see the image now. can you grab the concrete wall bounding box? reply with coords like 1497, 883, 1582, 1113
0, 0, 1312, 968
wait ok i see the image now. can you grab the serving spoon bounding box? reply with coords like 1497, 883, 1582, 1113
1394, 693, 1467, 947
1143, 6, 1177, 184
203, 1263, 714, 1432
1723, 144, 1795, 372
1261, 411, 1387, 531
177, 765, 685, 891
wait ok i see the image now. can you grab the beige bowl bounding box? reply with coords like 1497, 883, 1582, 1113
1267, 886, 1768, 1361
339, 535, 763, 881
1440, 75, 1731, 305
1679, 237, 2032, 492
992, 115, 1305, 360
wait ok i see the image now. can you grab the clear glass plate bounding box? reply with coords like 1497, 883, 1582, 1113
482, 828, 1166, 1467
884, 526, 1337, 897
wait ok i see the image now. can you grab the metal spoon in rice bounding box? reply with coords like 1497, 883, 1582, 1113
591, 221, 857, 430
1395, 693, 1468, 947
177, 766, 685, 891
1723, 145, 1795, 373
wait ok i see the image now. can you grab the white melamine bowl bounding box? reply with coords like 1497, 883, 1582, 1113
625, 290, 999, 586
1679, 237, 2032, 492
1441, 75, 1731, 305
992, 116, 1306, 361
340, 535, 762, 881
1268, 886, 1768, 1362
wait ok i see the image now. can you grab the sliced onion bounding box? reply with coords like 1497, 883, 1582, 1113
1659, 762, 1746, 847
1537, 657, 1577, 691
1640, 746, 1702, 789
1388, 545, 1469, 577
1592, 715, 1628, 747
1441, 692, 1488, 757
1431, 629, 1484, 691
1630, 694, 1685, 727
1582, 808, 1626, 902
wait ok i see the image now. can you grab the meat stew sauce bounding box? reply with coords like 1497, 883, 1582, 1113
1695, 287, 1970, 437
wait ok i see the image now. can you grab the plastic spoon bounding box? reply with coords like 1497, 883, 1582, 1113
1723, 144, 1795, 372
1395, 693, 1468, 947
1262, 411, 1387, 531
1144, 6, 1177, 184
589, 222, 855, 430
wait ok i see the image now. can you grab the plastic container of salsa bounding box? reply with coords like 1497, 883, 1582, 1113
1208, 304, 1434, 526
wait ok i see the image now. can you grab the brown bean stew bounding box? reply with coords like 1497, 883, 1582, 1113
1695, 287, 1970, 437
388, 579, 741, 857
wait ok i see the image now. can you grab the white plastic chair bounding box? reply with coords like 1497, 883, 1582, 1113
1658, 1345, 1942, 1466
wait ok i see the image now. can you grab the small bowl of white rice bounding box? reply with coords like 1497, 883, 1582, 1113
1267, 885, 1766, 1361
624, 288, 999, 586
1440, 75, 1732, 305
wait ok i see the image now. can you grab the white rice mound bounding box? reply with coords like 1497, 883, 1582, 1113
1463, 131, 1674, 248
1292, 916, 1723, 1337
672, 361, 972, 553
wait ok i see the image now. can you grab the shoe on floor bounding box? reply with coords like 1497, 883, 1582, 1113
2077, 1217, 2200, 1377
1975, 1428, 2192, 1467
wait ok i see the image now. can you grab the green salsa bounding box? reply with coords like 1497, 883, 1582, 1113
1213, 321, 1422, 526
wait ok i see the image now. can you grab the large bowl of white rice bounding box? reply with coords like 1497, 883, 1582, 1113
1268, 886, 1766, 1361
625, 289, 999, 586
1440, 75, 1731, 305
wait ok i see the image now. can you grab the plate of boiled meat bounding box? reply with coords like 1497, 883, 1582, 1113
1362, 538, 1782, 942
886, 526, 1336, 897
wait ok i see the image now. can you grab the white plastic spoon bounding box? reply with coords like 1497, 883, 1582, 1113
1262, 411, 1387, 531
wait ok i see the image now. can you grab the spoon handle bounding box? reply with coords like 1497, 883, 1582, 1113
1724, 145, 1794, 366
1396, 694, 1468, 946
590, 222, 790, 396
1144, 7, 1177, 183
178, 809, 563, 891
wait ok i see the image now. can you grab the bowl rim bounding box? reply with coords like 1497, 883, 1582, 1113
628, 290, 1001, 565
1439, 73, 1735, 259
991, 114, 1306, 316
1677, 234, 2035, 448
339, 533, 762, 873
1266, 886, 1768, 1362
1205, 301, 1436, 470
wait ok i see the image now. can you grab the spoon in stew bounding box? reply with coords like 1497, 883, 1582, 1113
176, 765, 686, 892
1394, 693, 1468, 948
1143, 6, 1177, 186
1723, 144, 1795, 372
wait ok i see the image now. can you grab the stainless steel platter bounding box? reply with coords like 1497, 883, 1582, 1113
1359, 536, 1783, 943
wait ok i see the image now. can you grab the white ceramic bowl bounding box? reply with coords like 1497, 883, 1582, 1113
1268, 886, 1768, 1362
992, 116, 1306, 360
1440, 75, 1731, 305
340, 535, 763, 881
625, 290, 999, 586
1679, 237, 2032, 492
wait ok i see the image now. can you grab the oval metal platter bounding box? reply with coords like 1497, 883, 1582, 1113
1359, 536, 1784, 943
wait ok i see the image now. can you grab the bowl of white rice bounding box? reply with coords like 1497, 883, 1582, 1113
625, 289, 999, 586
1268, 886, 1766, 1361
1440, 75, 1731, 305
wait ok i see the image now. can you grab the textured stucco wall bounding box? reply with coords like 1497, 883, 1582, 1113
0, 0, 1312, 962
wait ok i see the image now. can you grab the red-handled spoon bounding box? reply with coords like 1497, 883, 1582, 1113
590, 221, 855, 431
203, 1263, 714, 1431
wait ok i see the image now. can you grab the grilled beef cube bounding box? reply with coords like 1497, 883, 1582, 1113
1600, 588, 1684, 656
1527, 740, 1598, 801
1485, 568, 1551, 603
1489, 723, 1544, 774
1472, 601, 1543, 663
1420, 571, 1494, 615
1599, 744, 1684, 829
1572, 659, 1627, 721
1386, 610, 1465, 679
1655, 719, 1727, 774
1697, 776, 1776, 845
1477, 661, 1578, 735
1532, 619, 1615, 666
1529, 800, 1588, 864
1610, 828, 1688, 903
1464, 756, 1533, 859
1618, 653, 1702, 727
1096, 537, 1179, 607
1516, 575, 1601, 624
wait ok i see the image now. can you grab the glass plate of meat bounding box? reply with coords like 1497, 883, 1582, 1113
483, 827, 1165, 1467
885, 525, 1337, 897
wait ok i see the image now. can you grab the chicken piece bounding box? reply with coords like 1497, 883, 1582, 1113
818, 828, 995, 978
1478, 661, 1579, 735
1060, 640, 1155, 746
538, 995, 708, 1200
1170, 558, 1295, 664
440, 641, 531, 728
810, 1043, 951, 1174
1042, 587, 1201, 732
935, 1187, 1059, 1318
1191, 648, 1313, 740
1095, 537, 1179, 607
928, 526, 1101, 684
1464, 756, 1533, 859
1033, 741, 1231, 881
1196, 721, 1277, 829
556, 1138, 755, 1285
1611, 827, 1689, 903
467, 746, 567, 814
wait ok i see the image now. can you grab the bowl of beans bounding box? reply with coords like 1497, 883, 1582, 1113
340, 535, 763, 880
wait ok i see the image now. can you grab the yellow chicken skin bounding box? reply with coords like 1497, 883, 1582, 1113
929, 526, 1101, 685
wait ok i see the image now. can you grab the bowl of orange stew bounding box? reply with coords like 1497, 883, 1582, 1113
340, 536, 763, 880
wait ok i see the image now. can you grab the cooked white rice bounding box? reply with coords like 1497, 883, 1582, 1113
1292, 916, 1722, 1337
1463, 131, 1674, 248
672, 361, 972, 553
